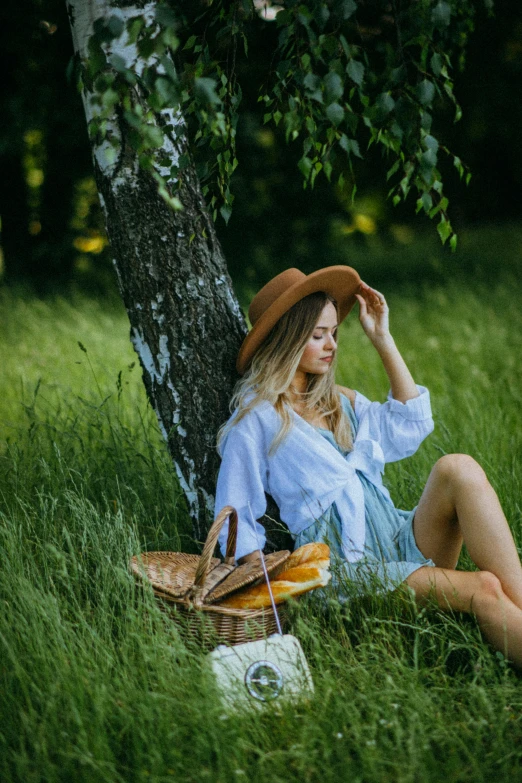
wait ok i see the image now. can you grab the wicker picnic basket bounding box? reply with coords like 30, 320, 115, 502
131, 505, 291, 647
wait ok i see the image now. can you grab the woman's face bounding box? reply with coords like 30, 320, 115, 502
297, 301, 338, 376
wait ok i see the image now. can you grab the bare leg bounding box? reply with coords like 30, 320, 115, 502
406, 566, 522, 668
412, 454, 522, 609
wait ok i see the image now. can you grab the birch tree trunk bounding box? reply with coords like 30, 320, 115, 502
66, 0, 247, 541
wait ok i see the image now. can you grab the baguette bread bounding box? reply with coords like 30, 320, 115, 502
280, 542, 330, 571
219, 557, 331, 610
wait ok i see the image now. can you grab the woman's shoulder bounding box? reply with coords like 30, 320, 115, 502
222, 397, 278, 441
335, 384, 356, 410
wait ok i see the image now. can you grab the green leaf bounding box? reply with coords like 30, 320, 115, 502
315, 4, 330, 29
101, 88, 119, 109
386, 160, 400, 181
303, 73, 320, 92
375, 92, 395, 117
417, 79, 435, 106
159, 56, 178, 82
453, 156, 464, 179
103, 146, 119, 166
340, 0, 357, 19
389, 121, 403, 140
276, 59, 292, 78
437, 216, 452, 245
183, 35, 197, 51
423, 134, 439, 153
350, 139, 362, 158
298, 156, 313, 178
324, 72, 344, 102
326, 102, 344, 125
346, 59, 364, 86
431, 1, 451, 28
324, 160, 333, 181
195, 77, 221, 105
107, 15, 124, 38
154, 77, 177, 105
339, 34, 351, 59
273, 110, 283, 126
109, 54, 127, 73
390, 65, 407, 85
305, 116, 316, 134
155, 4, 177, 27
421, 112, 432, 132
399, 176, 411, 197
310, 161, 322, 188
123, 110, 142, 130
421, 191, 433, 212
420, 148, 437, 170
92, 18, 111, 43
220, 205, 232, 224
144, 125, 164, 148
430, 53, 443, 76
161, 28, 179, 50
339, 135, 361, 158
137, 36, 156, 59
450, 234, 458, 252
126, 17, 144, 45
159, 187, 183, 211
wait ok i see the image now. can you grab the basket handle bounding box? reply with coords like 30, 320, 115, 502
192, 505, 238, 589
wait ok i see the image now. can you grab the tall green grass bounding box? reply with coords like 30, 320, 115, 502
1, 274, 522, 783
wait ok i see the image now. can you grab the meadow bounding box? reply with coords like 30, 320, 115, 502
1, 266, 522, 783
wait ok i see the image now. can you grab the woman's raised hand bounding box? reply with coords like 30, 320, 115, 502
355, 282, 392, 348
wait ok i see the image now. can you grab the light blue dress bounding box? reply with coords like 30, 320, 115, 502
294, 394, 436, 597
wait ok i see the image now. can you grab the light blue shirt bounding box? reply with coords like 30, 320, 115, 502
215, 386, 434, 562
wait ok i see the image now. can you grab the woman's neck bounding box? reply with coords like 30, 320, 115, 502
290, 369, 308, 395
288, 371, 312, 413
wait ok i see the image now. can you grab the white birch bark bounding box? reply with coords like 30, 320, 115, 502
66, 0, 247, 541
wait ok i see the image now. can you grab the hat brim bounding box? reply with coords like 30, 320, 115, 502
236, 265, 361, 375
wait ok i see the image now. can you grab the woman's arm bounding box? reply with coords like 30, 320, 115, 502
215, 428, 268, 561
355, 282, 419, 404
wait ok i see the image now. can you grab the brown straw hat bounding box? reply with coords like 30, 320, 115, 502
236, 265, 361, 375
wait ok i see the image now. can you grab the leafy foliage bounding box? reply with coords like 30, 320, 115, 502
83, 0, 492, 244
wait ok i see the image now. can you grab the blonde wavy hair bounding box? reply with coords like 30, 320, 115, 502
217, 291, 353, 455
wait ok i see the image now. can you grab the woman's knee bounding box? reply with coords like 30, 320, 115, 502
473, 570, 505, 611
407, 568, 505, 613
434, 453, 489, 491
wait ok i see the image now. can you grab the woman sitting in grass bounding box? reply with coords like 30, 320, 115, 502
215, 266, 522, 667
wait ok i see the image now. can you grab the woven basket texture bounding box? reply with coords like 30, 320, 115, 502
131, 506, 291, 647
156, 592, 289, 649
131, 552, 221, 600
131, 549, 290, 604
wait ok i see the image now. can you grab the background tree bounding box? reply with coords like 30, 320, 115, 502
66, 0, 246, 541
